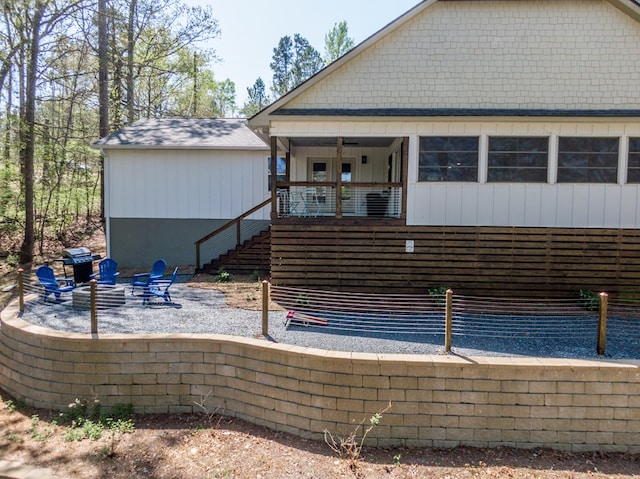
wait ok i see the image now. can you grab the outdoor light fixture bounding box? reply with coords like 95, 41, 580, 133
361, 155, 368, 164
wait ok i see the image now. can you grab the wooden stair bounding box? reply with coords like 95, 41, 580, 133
202, 228, 271, 277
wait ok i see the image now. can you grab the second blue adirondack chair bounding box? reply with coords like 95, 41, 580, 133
90, 258, 120, 285
131, 259, 166, 295
35, 265, 75, 303
143, 266, 179, 305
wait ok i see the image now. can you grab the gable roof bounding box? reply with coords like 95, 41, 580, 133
250, 0, 640, 128
93, 118, 269, 150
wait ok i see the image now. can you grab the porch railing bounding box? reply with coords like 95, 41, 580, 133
195, 198, 271, 270
276, 182, 403, 219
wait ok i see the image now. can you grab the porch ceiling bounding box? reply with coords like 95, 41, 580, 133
287, 137, 397, 148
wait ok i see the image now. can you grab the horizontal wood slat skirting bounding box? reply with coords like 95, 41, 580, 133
270, 223, 640, 298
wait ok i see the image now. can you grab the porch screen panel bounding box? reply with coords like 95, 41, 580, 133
419, 137, 478, 182
487, 137, 548, 182
557, 137, 618, 183
628, 138, 640, 183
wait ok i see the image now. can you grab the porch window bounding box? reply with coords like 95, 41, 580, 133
557, 137, 618, 183
267, 157, 287, 191
419, 136, 478, 182
628, 138, 640, 183
488, 137, 548, 182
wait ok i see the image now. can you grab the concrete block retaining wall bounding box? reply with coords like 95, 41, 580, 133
1, 299, 640, 452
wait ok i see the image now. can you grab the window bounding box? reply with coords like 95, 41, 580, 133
341, 163, 352, 200
419, 137, 478, 182
488, 137, 548, 182
267, 157, 286, 191
557, 137, 618, 183
628, 138, 640, 183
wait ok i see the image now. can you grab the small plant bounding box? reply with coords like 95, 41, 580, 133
428, 286, 449, 307
60, 397, 134, 451
6, 253, 20, 267
579, 289, 599, 311
250, 269, 263, 281
324, 402, 392, 474
215, 267, 231, 283
295, 293, 310, 307
29, 415, 53, 442
4, 398, 26, 412
393, 454, 402, 465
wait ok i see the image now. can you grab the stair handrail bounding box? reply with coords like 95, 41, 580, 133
195, 197, 271, 270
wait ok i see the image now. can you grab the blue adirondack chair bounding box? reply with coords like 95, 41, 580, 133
90, 258, 120, 285
143, 266, 179, 305
35, 265, 75, 303
131, 259, 167, 294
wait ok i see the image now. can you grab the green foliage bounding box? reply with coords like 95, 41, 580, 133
295, 293, 310, 307
241, 77, 270, 117
393, 454, 402, 465
4, 397, 26, 411
579, 289, 599, 311
29, 415, 54, 442
270, 34, 323, 97
324, 20, 355, 64
215, 268, 231, 283
324, 402, 392, 473
250, 269, 263, 281
60, 398, 134, 443
428, 286, 450, 307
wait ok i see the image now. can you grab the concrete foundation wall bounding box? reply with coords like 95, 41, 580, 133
1, 299, 639, 452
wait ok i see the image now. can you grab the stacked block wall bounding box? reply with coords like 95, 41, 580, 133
1, 300, 639, 452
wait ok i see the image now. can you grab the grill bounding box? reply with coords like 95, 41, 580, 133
59, 247, 101, 284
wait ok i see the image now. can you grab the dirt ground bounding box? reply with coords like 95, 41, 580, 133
1, 395, 640, 479
1, 230, 640, 478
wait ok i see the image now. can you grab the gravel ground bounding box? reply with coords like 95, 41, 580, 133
17, 280, 640, 360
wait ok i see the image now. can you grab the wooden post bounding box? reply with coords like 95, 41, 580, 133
18, 268, 24, 313
597, 292, 608, 356
445, 289, 453, 352
270, 136, 278, 220
262, 280, 269, 336
336, 136, 343, 219
90, 279, 98, 334
401, 137, 409, 221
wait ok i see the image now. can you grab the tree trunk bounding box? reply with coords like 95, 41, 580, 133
126, 0, 137, 123
19, 4, 44, 265
98, 0, 109, 138
98, 0, 109, 223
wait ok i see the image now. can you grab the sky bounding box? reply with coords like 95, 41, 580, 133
188, 0, 420, 107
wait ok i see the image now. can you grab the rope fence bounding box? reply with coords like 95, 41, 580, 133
270, 285, 640, 357
13, 269, 640, 357
17, 269, 160, 334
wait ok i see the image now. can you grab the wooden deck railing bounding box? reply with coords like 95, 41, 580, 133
195, 198, 271, 270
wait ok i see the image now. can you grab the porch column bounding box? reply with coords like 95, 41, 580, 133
271, 136, 278, 220
401, 137, 409, 222
336, 136, 343, 219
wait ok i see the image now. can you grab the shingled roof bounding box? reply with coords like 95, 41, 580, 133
93, 118, 269, 150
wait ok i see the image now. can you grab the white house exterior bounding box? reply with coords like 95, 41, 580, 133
250, 0, 640, 297
93, 118, 270, 268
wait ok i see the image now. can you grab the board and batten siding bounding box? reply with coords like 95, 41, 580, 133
105, 149, 270, 220
103, 148, 270, 268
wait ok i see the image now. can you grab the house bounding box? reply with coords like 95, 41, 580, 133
249, 0, 640, 297
92, 118, 271, 268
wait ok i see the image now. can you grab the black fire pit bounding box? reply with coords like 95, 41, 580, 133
59, 247, 101, 284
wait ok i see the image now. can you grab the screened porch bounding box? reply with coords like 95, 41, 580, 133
269, 136, 408, 220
